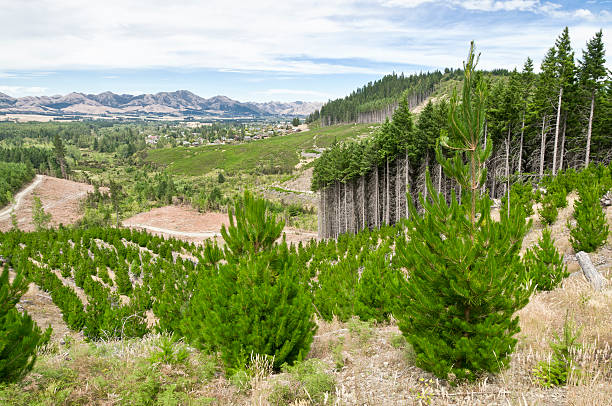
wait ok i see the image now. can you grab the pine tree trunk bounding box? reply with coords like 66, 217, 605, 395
505, 130, 510, 217
518, 110, 525, 176
375, 166, 379, 228
539, 115, 547, 178
336, 182, 340, 238
424, 153, 429, 198
361, 175, 365, 230
585, 91, 595, 168
59, 160, 67, 179
319, 188, 324, 238
405, 152, 409, 217
491, 161, 496, 199
437, 164, 442, 194
559, 117, 566, 172
396, 159, 400, 222
504, 127, 510, 197
482, 120, 488, 195
385, 157, 390, 225
552, 87, 563, 175
344, 182, 347, 234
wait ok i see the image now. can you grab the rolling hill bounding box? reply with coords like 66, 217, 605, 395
0, 90, 323, 118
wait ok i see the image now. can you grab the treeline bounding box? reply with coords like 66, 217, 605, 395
0, 146, 56, 174
313, 28, 611, 237
310, 68, 509, 126
0, 121, 146, 158
0, 162, 35, 206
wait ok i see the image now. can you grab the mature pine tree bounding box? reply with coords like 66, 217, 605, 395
53, 133, 67, 179
579, 30, 607, 167
393, 43, 533, 382
534, 47, 558, 177
1, 264, 51, 383
551, 27, 575, 175
518, 58, 535, 175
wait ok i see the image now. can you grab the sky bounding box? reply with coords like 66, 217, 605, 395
0, 0, 610, 102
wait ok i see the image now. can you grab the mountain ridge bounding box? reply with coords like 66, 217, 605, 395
0, 90, 323, 117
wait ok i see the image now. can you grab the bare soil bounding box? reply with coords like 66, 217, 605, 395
123, 205, 318, 245
0, 175, 93, 232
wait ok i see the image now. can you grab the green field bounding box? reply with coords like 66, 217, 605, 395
144, 124, 376, 176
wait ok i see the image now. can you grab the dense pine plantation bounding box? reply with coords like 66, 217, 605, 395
0, 162, 35, 206
313, 28, 611, 238
0, 211, 402, 340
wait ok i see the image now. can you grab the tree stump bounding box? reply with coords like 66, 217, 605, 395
576, 251, 608, 291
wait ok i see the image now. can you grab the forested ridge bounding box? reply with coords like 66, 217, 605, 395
313, 28, 611, 238
310, 68, 510, 126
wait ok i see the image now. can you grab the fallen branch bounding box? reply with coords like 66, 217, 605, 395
576, 251, 608, 291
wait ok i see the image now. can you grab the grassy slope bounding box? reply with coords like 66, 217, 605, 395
144, 124, 375, 176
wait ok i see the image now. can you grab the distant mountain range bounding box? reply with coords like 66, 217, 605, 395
0, 90, 323, 118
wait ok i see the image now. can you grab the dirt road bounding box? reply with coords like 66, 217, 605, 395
0, 175, 43, 220
0, 175, 93, 232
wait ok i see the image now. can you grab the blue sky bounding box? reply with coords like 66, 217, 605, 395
0, 0, 610, 102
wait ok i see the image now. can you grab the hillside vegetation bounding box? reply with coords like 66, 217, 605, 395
145, 124, 376, 176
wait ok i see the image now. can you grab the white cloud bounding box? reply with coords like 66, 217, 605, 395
574, 8, 595, 19
259, 89, 331, 97
380, 0, 436, 7
0, 86, 48, 96
0, 0, 608, 76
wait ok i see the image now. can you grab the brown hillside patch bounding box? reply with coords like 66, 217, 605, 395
123, 205, 317, 245
0, 175, 93, 232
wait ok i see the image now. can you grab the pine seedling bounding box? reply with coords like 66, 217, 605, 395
540, 194, 558, 225
0, 264, 52, 383
183, 190, 316, 372
524, 228, 568, 291
221, 191, 284, 260
393, 43, 533, 382
569, 182, 609, 252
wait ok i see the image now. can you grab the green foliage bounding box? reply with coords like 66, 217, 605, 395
184, 245, 316, 372
319, 70, 456, 124
311, 231, 398, 323
183, 191, 316, 372
83, 278, 148, 340
220, 191, 285, 259
353, 247, 398, 323
0, 162, 35, 207
312, 97, 417, 191
501, 180, 535, 217
146, 124, 371, 176
292, 117, 301, 127
569, 182, 609, 252
312, 258, 359, 322
32, 195, 52, 231
0, 265, 52, 383
534, 316, 582, 387
148, 335, 190, 366
393, 43, 533, 383
269, 359, 335, 406
539, 194, 559, 225
524, 228, 568, 291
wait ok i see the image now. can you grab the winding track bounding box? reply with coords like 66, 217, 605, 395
125, 223, 318, 240
0, 175, 43, 220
